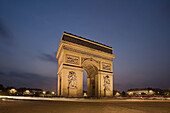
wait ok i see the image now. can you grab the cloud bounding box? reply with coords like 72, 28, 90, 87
0, 71, 6, 75
0, 71, 56, 91
0, 19, 14, 48
0, 20, 12, 39
39, 53, 57, 64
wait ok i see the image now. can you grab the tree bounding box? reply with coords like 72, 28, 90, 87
17, 88, 27, 95
121, 91, 126, 97
0, 84, 4, 90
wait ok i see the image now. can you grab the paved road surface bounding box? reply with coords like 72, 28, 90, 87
1, 99, 170, 113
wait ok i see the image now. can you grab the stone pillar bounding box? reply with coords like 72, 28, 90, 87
57, 74, 61, 96
87, 77, 91, 96
95, 74, 98, 97
100, 71, 113, 97
91, 77, 95, 96
60, 65, 83, 97
97, 71, 101, 97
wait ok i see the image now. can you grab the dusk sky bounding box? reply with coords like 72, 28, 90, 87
0, 0, 170, 92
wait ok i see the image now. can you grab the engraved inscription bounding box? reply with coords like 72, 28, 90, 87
63, 45, 113, 61
68, 71, 77, 89
102, 62, 111, 71
103, 75, 110, 91
66, 54, 79, 65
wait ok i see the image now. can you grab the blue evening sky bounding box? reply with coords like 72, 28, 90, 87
0, 0, 170, 91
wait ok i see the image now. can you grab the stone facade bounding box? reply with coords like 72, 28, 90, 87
56, 32, 115, 97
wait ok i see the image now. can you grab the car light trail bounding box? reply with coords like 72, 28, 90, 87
0, 95, 170, 102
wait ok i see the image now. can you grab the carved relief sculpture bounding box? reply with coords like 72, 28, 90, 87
103, 75, 110, 91
81, 57, 99, 64
66, 54, 79, 65
68, 71, 77, 89
102, 62, 111, 71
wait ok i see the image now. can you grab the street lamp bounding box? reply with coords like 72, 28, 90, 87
43, 91, 46, 97
51, 91, 55, 95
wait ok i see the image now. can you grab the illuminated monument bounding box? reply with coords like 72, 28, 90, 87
56, 32, 115, 97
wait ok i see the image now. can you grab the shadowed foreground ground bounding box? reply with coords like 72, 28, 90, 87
0, 99, 170, 113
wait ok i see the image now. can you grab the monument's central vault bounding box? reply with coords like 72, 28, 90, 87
56, 32, 115, 97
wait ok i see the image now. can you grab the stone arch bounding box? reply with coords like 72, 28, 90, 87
82, 58, 99, 77
56, 32, 115, 97
82, 59, 99, 96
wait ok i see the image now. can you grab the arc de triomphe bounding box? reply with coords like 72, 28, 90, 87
56, 32, 115, 97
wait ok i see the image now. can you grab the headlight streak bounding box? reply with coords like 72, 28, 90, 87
0, 95, 170, 102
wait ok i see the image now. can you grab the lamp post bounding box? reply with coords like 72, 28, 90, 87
68, 85, 69, 97
43, 91, 46, 97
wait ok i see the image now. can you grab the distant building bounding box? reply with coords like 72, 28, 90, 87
13, 88, 43, 96
127, 88, 155, 96
31, 89, 43, 94
115, 92, 120, 96
9, 88, 17, 94
23, 90, 31, 95
127, 88, 170, 96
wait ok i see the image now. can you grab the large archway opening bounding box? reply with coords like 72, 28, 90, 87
82, 60, 98, 97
